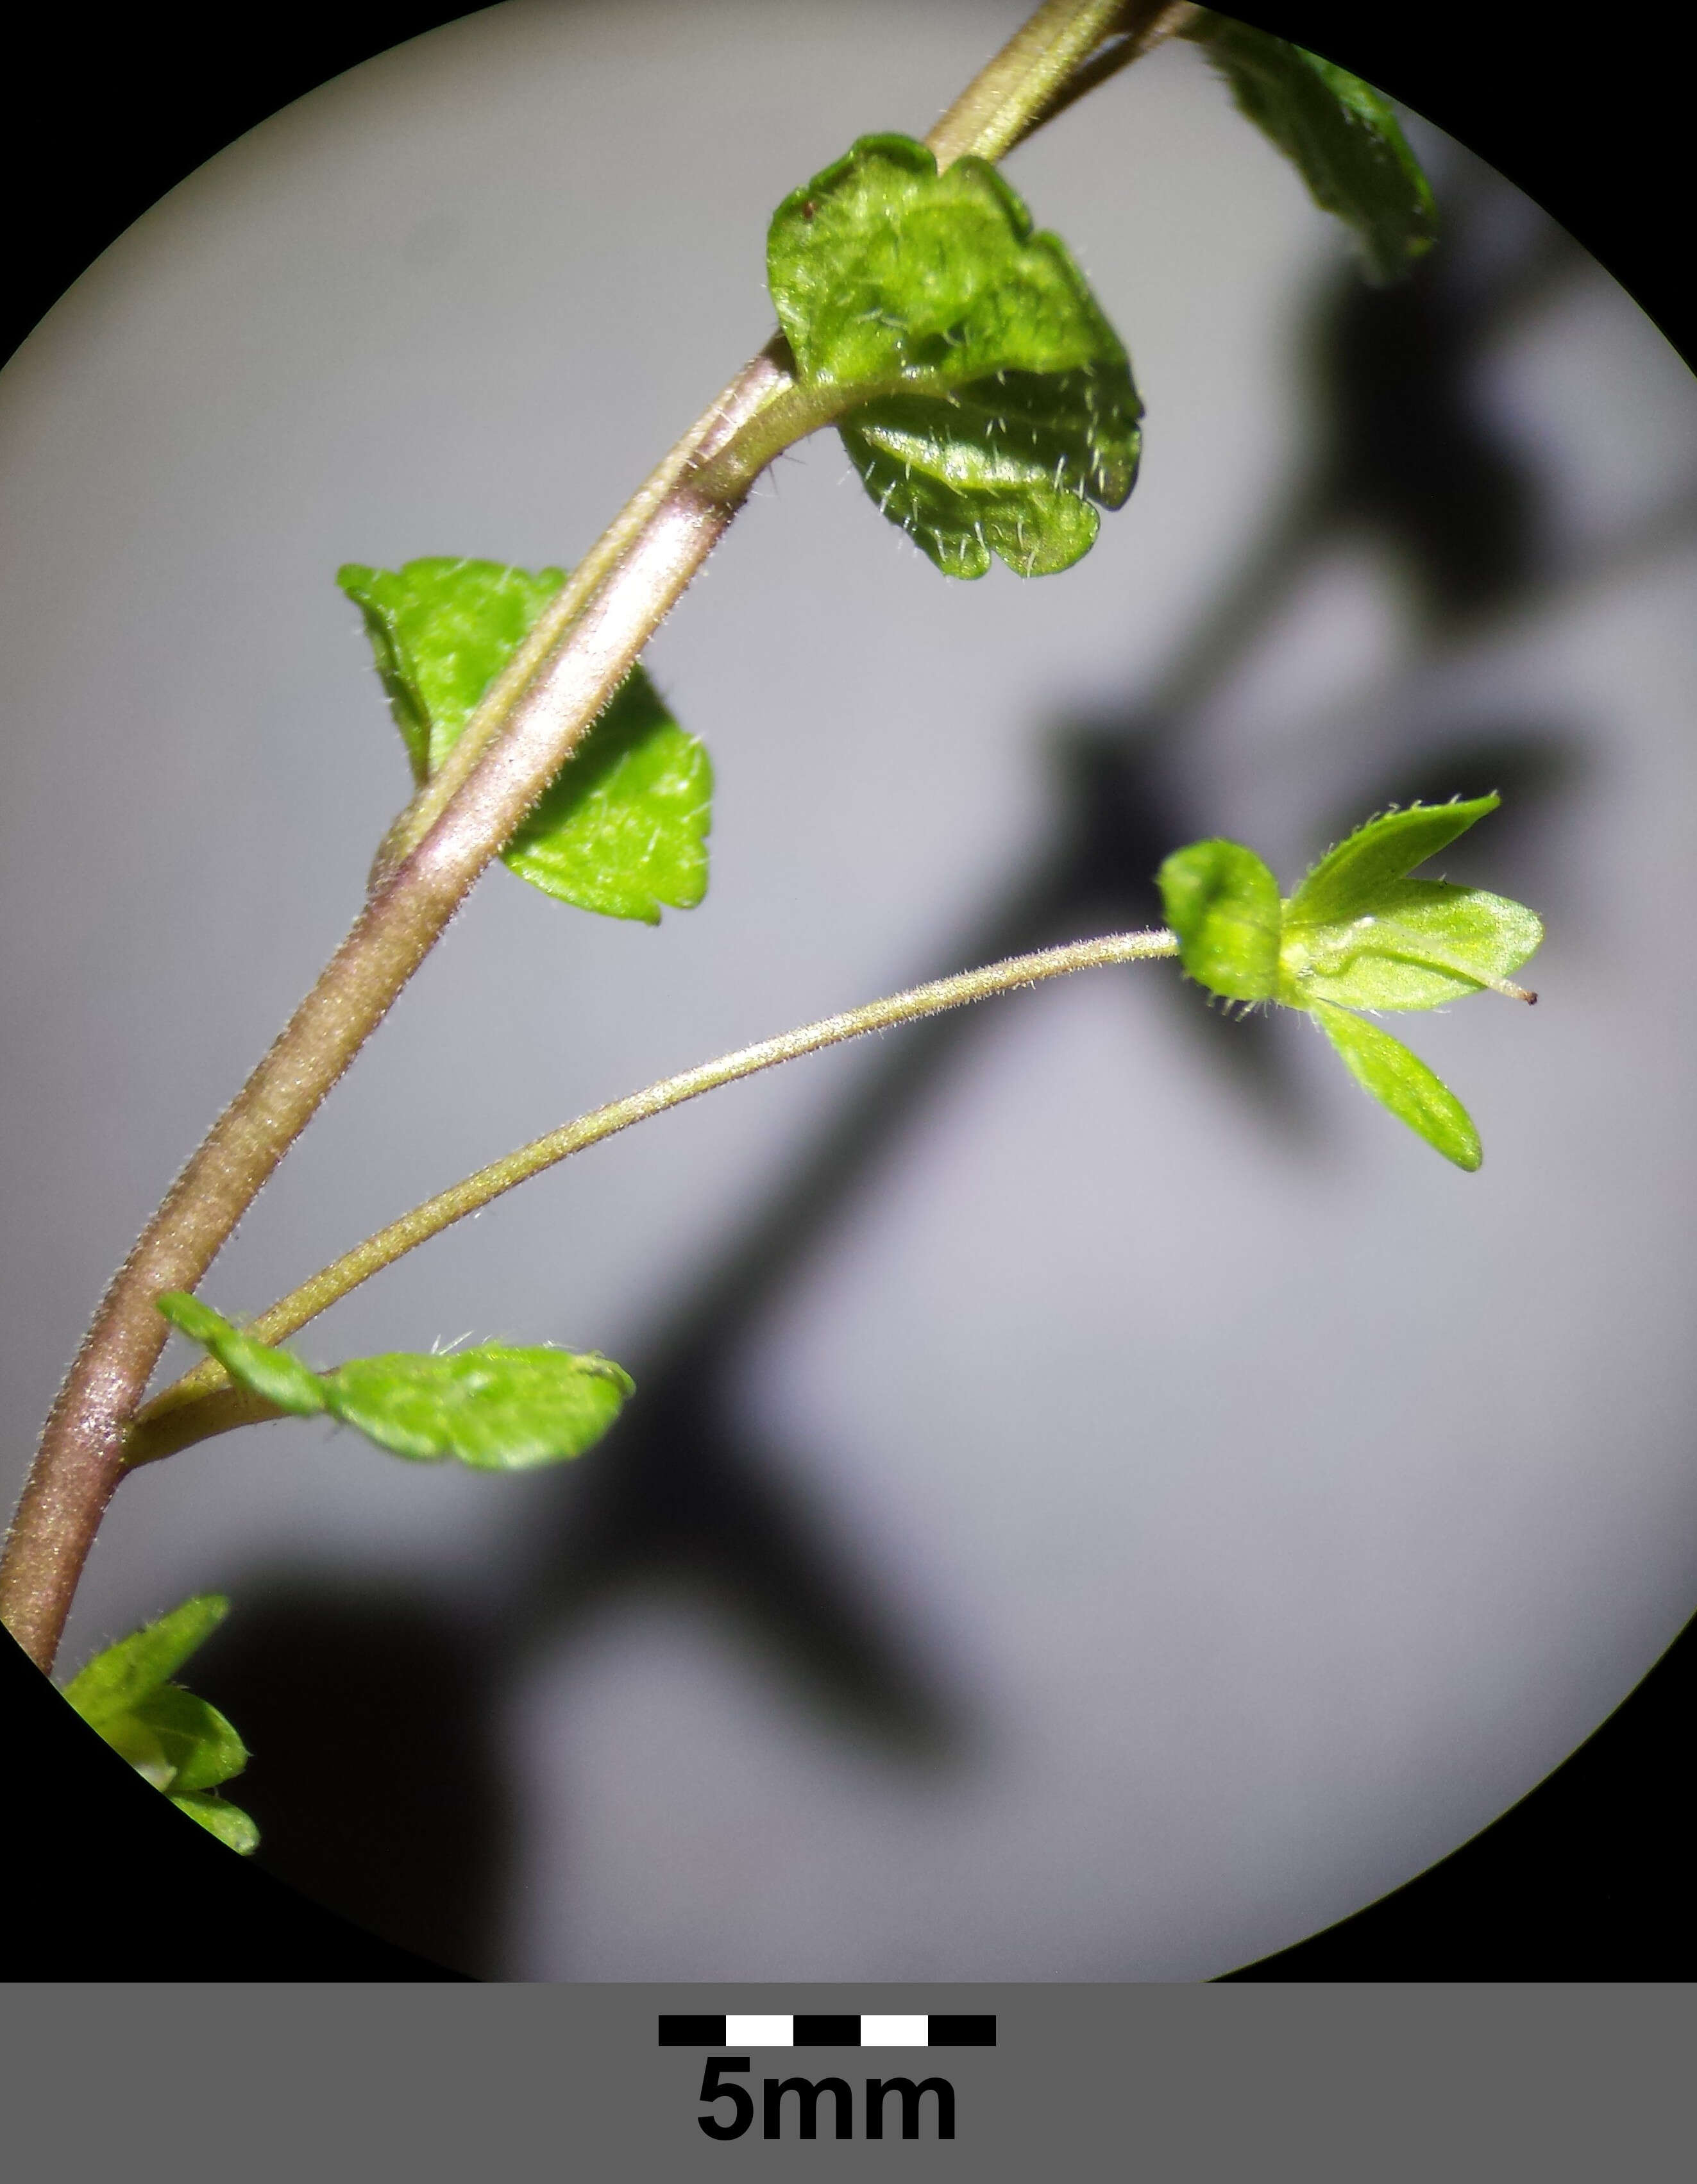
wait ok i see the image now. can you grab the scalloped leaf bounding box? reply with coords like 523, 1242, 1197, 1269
1183, 12, 1436, 284
770, 135, 1140, 577
157, 1293, 633, 1472
339, 557, 564, 781
326, 1346, 634, 1470
339, 558, 710, 923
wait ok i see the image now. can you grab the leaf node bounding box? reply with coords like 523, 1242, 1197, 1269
339, 558, 711, 922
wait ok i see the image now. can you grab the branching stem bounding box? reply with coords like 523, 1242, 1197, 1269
128, 930, 1178, 1466
1, 0, 1183, 1670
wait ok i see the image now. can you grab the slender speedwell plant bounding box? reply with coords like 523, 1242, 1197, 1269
1, 1, 1541, 1854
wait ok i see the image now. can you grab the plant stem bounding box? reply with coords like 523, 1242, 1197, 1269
368, 338, 794, 888
0, 445, 750, 1668
1003, 3, 1203, 154
927, 0, 1168, 167
0, 0, 1183, 1671
128, 929, 1178, 1466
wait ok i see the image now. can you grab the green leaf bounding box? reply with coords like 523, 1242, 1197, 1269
339, 558, 566, 781
1283, 797, 1502, 927
158, 1291, 327, 1418
101, 1685, 248, 1795
158, 1294, 634, 1472
1313, 1001, 1481, 1169
1157, 838, 1281, 1001
338, 558, 711, 922
61, 1593, 230, 1733
770, 135, 1141, 577
1279, 880, 1544, 1011
324, 1346, 634, 1470
62, 1593, 257, 1850
503, 668, 711, 922
1182, 13, 1436, 284
170, 1792, 261, 1855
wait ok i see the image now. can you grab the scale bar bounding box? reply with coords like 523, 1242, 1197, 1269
659, 2013, 995, 2048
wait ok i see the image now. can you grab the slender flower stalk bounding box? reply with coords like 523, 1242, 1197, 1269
127, 929, 1178, 1466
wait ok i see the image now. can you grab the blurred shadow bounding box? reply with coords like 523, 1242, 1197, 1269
516, 1401, 963, 1759
192, 1579, 512, 1977
235, 152, 1687, 1975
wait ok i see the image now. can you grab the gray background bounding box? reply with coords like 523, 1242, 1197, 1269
3, 0, 1695, 1978
5, 1983, 1686, 2173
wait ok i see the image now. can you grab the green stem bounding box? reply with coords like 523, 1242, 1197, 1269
128, 929, 1178, 1466
0, 455, 750, 1668
1002, 3, 1203, 154
927, 0, 1150, 167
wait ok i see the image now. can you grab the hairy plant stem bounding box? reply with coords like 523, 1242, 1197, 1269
1008, 3, 1203, 150
1, 0, 1178, 1671
129, 930, 1178, 1465
927, 0, 1146, 166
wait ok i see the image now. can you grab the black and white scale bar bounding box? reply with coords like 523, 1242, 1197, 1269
659, 2014, 994, 2049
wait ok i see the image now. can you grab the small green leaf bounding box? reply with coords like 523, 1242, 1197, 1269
338, 557, 711, 922
770, 135, 1141, 577
62, 1593, 230, 1732
1182, 13, 1436, 284
62, 1595, 258, 1849
1283, 797, 1502, 927
323, 1346, 634, 1470
101, 1685, 248, 1795
1157, 838, 1281, 1001
158, 1291, 327, 1418
1279, 880, 1544, 1011
158, 1294, 633, 1471
339, 558, 566, 781
170, 1792, 261, 1854
1313, 1001, 1481, 1169
503, 670, 711, 923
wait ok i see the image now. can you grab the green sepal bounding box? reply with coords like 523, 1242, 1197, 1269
337, 558, 711, 923
61, 1593, 259, 1851
769, 135, 1141, 578
170, 1793, 261, 1854
157, 1294, 634, 1472
1182, 12, 1436, 284
1157, 838, 1281, 1001
1279, 880, 1544, 1011
61, 1593, 231, 1732
1158, 797, 1539, 1167
1277, 799, 1541, 1010
100, 1685, 248, 1795
1312, 1001, 1482, 1170
1283, 797, 1501, 926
